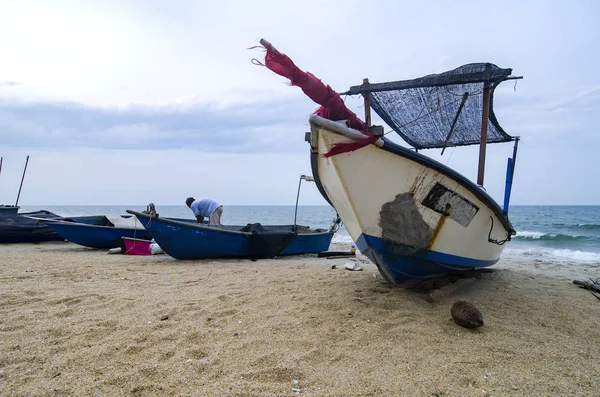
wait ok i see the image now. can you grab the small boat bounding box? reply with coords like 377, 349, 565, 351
42, 215, 154, 249
0, 205, 20, 214
0, 155, 29, 215
0, 210, 93, 243
127, 210, 334, 260
257, 39, 522, 284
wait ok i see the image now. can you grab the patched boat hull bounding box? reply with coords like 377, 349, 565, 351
309, 116, 513, 284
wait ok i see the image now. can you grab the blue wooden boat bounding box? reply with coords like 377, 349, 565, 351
43, 215, 153, 249
42, 215, 199, 249
127, 210, 334, 260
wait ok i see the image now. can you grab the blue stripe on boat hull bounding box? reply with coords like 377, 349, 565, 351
356, 233, 499, 283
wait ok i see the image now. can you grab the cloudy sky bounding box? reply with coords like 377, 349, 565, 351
0, 0, 597, 206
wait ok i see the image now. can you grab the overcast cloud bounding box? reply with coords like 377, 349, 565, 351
0, 0, 597, 206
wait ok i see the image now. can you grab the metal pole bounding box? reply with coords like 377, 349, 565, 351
510, 136, 520, 183
293, 175, 304, 232
15, 155, 29, 207
477, 83, 491, 186
507, 136, 520, 206
0, 157, 3, 177
362, 78, 371, 127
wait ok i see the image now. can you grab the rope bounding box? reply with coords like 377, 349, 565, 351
487, 216, 512, 245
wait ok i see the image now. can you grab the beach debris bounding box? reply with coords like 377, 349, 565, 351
331, 264, 337, 269
108, 247, 122, 255
292, 379, 301, 394
573, 279, 600, 292
344, 262, 363, 271
318, 251, 355, 258
233, 332, 239, 336
573, 279, 600, 300
149, 242, 164, 255
160, 314, 169, 321
422, 293, 435, 304
451, 301, 484, 329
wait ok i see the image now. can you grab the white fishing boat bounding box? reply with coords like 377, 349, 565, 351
257, 39, 522, 285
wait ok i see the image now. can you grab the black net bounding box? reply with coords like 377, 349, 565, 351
240, 223, 297, 260
346, 63, 514, 149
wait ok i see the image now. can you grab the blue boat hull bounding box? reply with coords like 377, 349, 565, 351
47, 221, 152, 249
0, 212, 103, 244
128, 211, 333, 260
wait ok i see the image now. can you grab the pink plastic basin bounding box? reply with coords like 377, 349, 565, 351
123, 237, 151, 256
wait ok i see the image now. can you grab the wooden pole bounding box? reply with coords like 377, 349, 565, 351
477, 83, 491, 186
15, 155, 29, 207
362, 78, 371, 127
0, 157, 3, 177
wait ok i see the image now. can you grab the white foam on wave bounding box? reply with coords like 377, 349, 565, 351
515, 230, 546, 239
503, 246, 600, 262
332, 233, 354, 244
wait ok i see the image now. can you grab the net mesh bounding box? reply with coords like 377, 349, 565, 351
346, 63, 514, 149
240, 223, 296, 260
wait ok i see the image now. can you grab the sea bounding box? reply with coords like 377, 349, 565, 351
17, 204, 600, 268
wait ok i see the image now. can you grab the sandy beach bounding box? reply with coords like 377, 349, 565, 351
1, 242, 599, 396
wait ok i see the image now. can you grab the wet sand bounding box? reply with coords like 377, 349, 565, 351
1, 242, 599, 396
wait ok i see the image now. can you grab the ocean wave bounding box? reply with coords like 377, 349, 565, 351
514, 231, 594, 242
550, 222, 600, 231
503, 246, 600, 262
332, 233, 354, 245
574, 223, 600, 231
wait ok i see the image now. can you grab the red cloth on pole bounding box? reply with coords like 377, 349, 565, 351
264, 46, 367, 132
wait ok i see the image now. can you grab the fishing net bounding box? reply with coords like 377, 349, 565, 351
240, 223, 296, 260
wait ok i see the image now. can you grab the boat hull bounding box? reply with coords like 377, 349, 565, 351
0, 206, 20, 214
128, 210, 334, 260
46, 218, 152, 249
0, 211, 65, 243
309, 116, 514, 284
